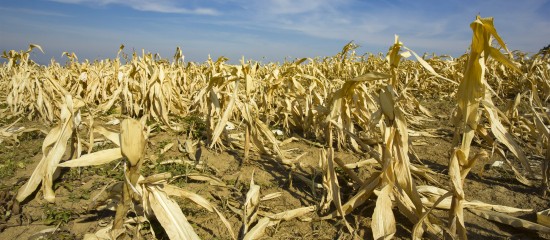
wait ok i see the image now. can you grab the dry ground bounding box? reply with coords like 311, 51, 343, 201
0, 99, 549, 240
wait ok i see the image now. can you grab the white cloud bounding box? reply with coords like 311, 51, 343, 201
4, 0, 550, 63
0, 6, 70, 17
49, 0, 220, 15
216, 0, 550, 55
263, 0, 334, 15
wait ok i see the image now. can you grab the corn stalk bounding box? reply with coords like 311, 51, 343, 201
447, 16, 521, 239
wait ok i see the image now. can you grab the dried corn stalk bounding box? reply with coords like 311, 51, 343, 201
16, 94, 83, 203
448, 16, 521, 239
113, 118, 147, 233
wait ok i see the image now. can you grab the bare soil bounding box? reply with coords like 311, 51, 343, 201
0, 99, 549, 240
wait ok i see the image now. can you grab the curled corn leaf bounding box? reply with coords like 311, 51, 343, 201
120, 118, 146, 166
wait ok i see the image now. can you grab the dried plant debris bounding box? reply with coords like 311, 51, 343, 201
1, 15, 549, 240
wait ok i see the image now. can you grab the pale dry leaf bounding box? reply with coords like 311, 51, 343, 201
120, 118, 146, 166
372, 184, 396, 240
470, 209, 550, 233
58, 148, 122, 167
538, 209, 550, 228
146, 185, 201, 240
160, 142, 175, 155
163, 184, 236, 240
243, 206, 315, 240
209, 80, 239, 148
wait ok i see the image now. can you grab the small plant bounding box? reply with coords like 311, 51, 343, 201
67, 183, 91, 202
43, 204, 74, 225
0, 159, 25, 179
181, 114, 207, 140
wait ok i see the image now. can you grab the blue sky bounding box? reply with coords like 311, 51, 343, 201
1, 0, 549, 64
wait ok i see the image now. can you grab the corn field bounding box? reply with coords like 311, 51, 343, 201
1, 16, 550, 239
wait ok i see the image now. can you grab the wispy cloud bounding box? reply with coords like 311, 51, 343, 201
0, 6, 70, 17
214, 0, 550, 55
2, 0, 549, 64
262, 0, 335, 15
49, 0, 220, 15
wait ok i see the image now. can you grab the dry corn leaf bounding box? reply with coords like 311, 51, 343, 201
243, 171, 261, 235
418, 185, 532, 213
333, 157, 364, 187
328, 172, 381, 218
344, 158, 378, 169
139, 172, 172, 184
372, 184, 396, 240
209, 80, 239, 148
466, 200, 532, 213
120, 118, 146, 166
17, 96, 76, 203
481, 98, 532, 174
379, 87, 395, 121
242, 217, 271, 240
260, 192, 282, 201
470, 209, 550, 233
93, 126, 121, 146
146, 185, 200, 240
58, 148, 122, 167
403, 46, 457, 85
163, 184, 236, 240
0, 118, 44, 144
160, 142, 175, 155
412, 190, 452, 239
350, 72, 392, 82
83, 225, 112, 240
185, 173, 226, 186
243, 206, 315, 240
393, 108, 424, 215
538, 209, 550, 228
325, 147, 353, 233
164, 184, 214, 212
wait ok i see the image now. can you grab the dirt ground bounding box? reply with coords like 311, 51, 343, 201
1, 99, 549, 240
